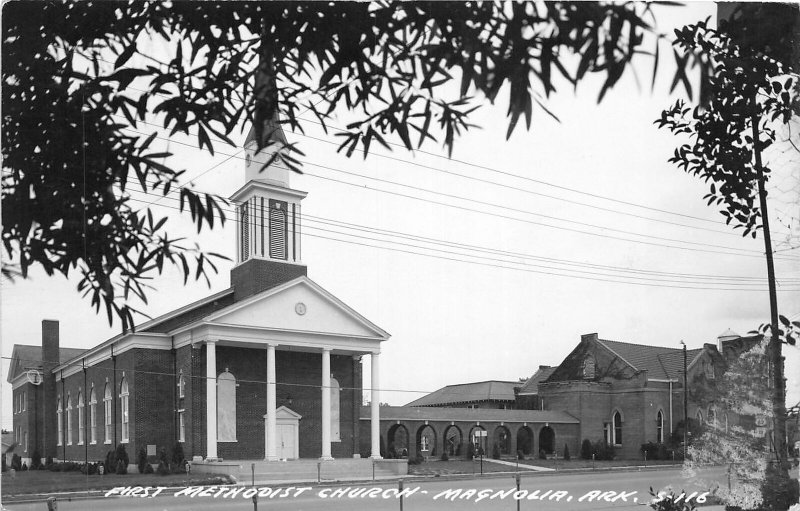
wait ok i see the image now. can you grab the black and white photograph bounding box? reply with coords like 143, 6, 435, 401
2, 2, 799, 511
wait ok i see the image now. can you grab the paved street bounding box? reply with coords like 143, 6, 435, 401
4, 467, 729, 511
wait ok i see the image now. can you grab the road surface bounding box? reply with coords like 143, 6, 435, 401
4, 467, 729, 511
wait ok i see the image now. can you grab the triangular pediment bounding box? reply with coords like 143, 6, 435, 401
204, 277, 389, 340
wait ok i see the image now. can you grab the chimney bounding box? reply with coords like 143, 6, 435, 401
581, 333, 598, 343
41, 319, 59, 459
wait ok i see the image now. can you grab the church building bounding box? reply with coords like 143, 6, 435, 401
8, 117, 389, 466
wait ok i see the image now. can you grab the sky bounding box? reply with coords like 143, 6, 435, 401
3, 2, 800, 432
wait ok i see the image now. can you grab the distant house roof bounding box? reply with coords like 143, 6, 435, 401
361, 406, 579, 424
597, 339, 704, 380
518, 366, 556, 395
405, 380, 519, 407
7, 345, 86, 382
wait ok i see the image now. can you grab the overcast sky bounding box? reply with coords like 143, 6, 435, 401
3, 2, 799, 431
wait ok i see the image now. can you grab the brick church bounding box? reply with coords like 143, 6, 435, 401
8, 116, 389, 466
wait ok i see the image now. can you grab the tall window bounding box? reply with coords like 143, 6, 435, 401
240, 203, 250, 261
217, 370, 237, 442
24, 431, 28, 452
269, 199, 288, 259
707, 407, 717, 428
120, 378, 129, 442
66, 394, 73, 445
89, 387, 97, 444
178, 372, 185, 399
330, 377, 341, 442
612, 411, 622, 446
656, 410, 664, 443
583, 356, 596, 379
57, 397, 63, 446
104, 383, 112, 443
77, 391, 84, 445
178, 409, 185, 442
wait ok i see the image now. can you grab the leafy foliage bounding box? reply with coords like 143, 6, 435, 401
685, 338, 774, 510
655, 13, 799, 239
3, 1, 679, 327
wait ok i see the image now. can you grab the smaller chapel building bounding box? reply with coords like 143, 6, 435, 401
8, 118, 389, 466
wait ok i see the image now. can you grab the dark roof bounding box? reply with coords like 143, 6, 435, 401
141, 289, 235, 333
518, 366, 556, 395
7, 345, 86, 381
597, 339, 703, 380
405, 380, 519, 407
361, 406, 579, 424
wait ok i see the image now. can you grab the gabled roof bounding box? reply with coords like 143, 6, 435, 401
7, 345, 86, 382
362, 406, 579, 424
405, 380, 519, 407
518, 366, 556, 395
140, 288, 236, 333
597, 339, 702, 380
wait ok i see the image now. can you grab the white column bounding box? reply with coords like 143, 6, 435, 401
320, 348, 333, 460
206, 340, 218, 460
265, 344, 278, 461
370, 352, 382, 459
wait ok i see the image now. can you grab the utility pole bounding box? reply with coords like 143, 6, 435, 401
681, 340, 687, 453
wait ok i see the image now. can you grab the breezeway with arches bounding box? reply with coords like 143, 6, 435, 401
360, 407, 580, 460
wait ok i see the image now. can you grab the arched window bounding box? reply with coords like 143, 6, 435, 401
77, 390, 84, 445
66, 394, 73, 445
656, 410, 664, 443
583, 357, 596, 379
103, 382, 112, 443
177, 372, 185, 399
56, 397, 63, 446
612, 411, 623, 446
120, 378, 129, 442
331, 377, 341, 442
89, 387, 97, 444
707, 407, 717, 428
217, 370, 237, 442
269, 199, 288, 259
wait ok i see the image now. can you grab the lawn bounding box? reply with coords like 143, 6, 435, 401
0, 469, 234, 499
516, 458, 680, 470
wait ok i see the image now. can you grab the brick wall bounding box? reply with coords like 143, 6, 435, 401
230, 259, 307, 302
133, 349, 175, 462
185, 346, 360, 460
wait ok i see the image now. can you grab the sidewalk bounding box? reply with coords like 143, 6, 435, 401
481, 458, 555, 472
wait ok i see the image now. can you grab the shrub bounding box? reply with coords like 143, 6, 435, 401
580, 439, 594, 459
172, 443, 186, 474
144, 462, 154, 474
21, 462, 28, 471
1, 456, 6, 472
45, 456, 53, 467
137, 447, 148, 474
440, 451, 449, 461
517, 449, 525, 460
115, 444, 129, 467
491, 443, 500, 460
593, 440, 615, 461
105, 450, 117, 474
538, 449, 547, 460
116, 459, 127, 475
379, 436, 386, 459
563, 444, 570, 460
31, 450, 42, 470
11, 454, 21, 471
465, 443, 474, 460
157, 447, 170, 475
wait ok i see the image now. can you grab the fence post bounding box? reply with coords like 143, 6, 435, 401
592, 453, 595, 470
46, 497, 58, 511
399, 479, 404, 511
372, 459, 375, 481
644, 450, 647, 468
318, 461, 321, 483
252, 492, 258, 511
515, 473, 521, 511
251, 462, 255, 487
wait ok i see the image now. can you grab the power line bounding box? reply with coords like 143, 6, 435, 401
117, 125, 800, 262
124, 186, 800, 286
124, 193, 800, 292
